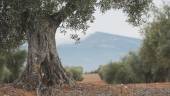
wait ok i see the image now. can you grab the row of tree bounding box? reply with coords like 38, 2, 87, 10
99, 5, 170, 84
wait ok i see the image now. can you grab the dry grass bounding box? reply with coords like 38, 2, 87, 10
0, 84, 35, 96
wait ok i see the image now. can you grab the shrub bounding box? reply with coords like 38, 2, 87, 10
98, 62, 123, 84
65, 66, 83, 81
98, 52, 143, 84
0, 50, 27, 83
114, 64, 138, 84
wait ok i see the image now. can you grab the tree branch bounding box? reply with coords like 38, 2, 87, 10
50, 0, 78, 27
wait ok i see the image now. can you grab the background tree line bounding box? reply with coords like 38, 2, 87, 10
99, 5, 170, 84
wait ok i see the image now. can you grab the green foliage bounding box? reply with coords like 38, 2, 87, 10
0, 50, 27, 83
0, 0, 152, 49
121, 52, 144, 82
114, 64, 137, 84
98, 0, 153, 26
99, 62, 122, 84
99, 5, 170, 84
99, 44, 170, 84
140, 5, 170, 82
98, 52, 142, 84
65, 66, 83, 81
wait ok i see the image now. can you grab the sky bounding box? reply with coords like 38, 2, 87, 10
55, 0, 170, 45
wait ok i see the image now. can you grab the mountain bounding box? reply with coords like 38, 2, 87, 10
58, 32, 142, 72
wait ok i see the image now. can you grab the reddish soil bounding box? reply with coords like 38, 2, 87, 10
79, 74, 106, 85
1, 74, 170, 96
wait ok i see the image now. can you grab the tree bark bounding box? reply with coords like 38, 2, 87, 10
15, 18, 73, 91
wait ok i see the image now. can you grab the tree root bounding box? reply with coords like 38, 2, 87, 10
36, 82, 76, 96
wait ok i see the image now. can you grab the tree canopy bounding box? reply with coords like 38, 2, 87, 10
140, 5, 170, 82
0, 0, 152, 49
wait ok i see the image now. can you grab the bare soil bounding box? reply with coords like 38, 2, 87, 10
1, 74, 170, 96
79, 74, 106, 85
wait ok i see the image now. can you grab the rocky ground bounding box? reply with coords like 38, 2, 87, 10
1, 74, 170, 96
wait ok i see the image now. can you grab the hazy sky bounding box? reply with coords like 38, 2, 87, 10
56, 0, 170, 45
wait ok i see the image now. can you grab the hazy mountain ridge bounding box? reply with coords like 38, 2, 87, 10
58, 32, 142, 72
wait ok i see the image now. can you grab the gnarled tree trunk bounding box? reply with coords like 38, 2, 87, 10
15, 18, 73, 92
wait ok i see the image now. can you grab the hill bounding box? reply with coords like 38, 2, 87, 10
58, 32, 142, 72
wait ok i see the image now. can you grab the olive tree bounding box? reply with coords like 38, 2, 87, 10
140, 5, 170, 82
0, 0, 152, 95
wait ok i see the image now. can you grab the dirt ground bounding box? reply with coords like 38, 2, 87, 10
79, 74, 106, 85
0, 84, 35, 96
1, 74, 170, 96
